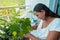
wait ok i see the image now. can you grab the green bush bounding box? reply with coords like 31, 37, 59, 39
0, 8, 32, 40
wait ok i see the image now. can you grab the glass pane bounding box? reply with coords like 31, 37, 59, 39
0, 0, 25, 21
0, 0, 25, 6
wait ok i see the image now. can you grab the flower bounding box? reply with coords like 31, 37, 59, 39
12, 31, 17, 36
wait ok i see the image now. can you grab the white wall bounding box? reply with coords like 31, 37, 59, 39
25, 0, 50, 19
25, 0, 50, 11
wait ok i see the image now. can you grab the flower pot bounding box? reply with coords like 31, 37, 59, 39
21, 37, 29, 40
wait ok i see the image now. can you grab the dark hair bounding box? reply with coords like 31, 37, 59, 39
34, 3, 60, 18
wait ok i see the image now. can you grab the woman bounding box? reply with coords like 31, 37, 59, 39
25, 3, 60, 40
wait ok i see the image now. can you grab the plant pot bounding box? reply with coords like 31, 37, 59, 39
0, 37, 3, 40
21, 37, 29, 40
0, 37, 29, 40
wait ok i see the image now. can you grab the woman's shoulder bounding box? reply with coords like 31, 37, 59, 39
55, 18, 60, 21
49, 18, 60, 32
53, 18, 60, 24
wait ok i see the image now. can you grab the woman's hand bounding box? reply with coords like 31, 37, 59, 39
24, 33, 31, 38
32, 23, 38, 30
25, 33, 40, 40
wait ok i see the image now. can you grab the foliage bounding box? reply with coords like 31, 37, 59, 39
0, 0, 25, 6
0, 8, 32, 40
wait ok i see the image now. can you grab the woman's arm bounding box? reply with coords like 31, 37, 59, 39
25, 33, 40, 40
46, 31, 60, 40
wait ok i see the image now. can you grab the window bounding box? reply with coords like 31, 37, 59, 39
0, 0, 25, 21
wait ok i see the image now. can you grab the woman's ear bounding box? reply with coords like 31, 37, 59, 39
41, 10, 45, 14
41, 10, 46, 18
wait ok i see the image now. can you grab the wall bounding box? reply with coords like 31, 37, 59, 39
25, 0, 50, 11
25, 0, 50, 19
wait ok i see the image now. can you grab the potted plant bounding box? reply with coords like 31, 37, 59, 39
0, 8, 32, 40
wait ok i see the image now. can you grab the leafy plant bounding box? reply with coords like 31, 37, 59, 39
0, 8, 32, 40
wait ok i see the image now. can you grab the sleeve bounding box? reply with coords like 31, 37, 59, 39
49, 19, 60, 32
30, 30, 39, 37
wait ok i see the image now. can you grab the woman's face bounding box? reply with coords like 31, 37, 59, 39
34, 10, 45, 19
